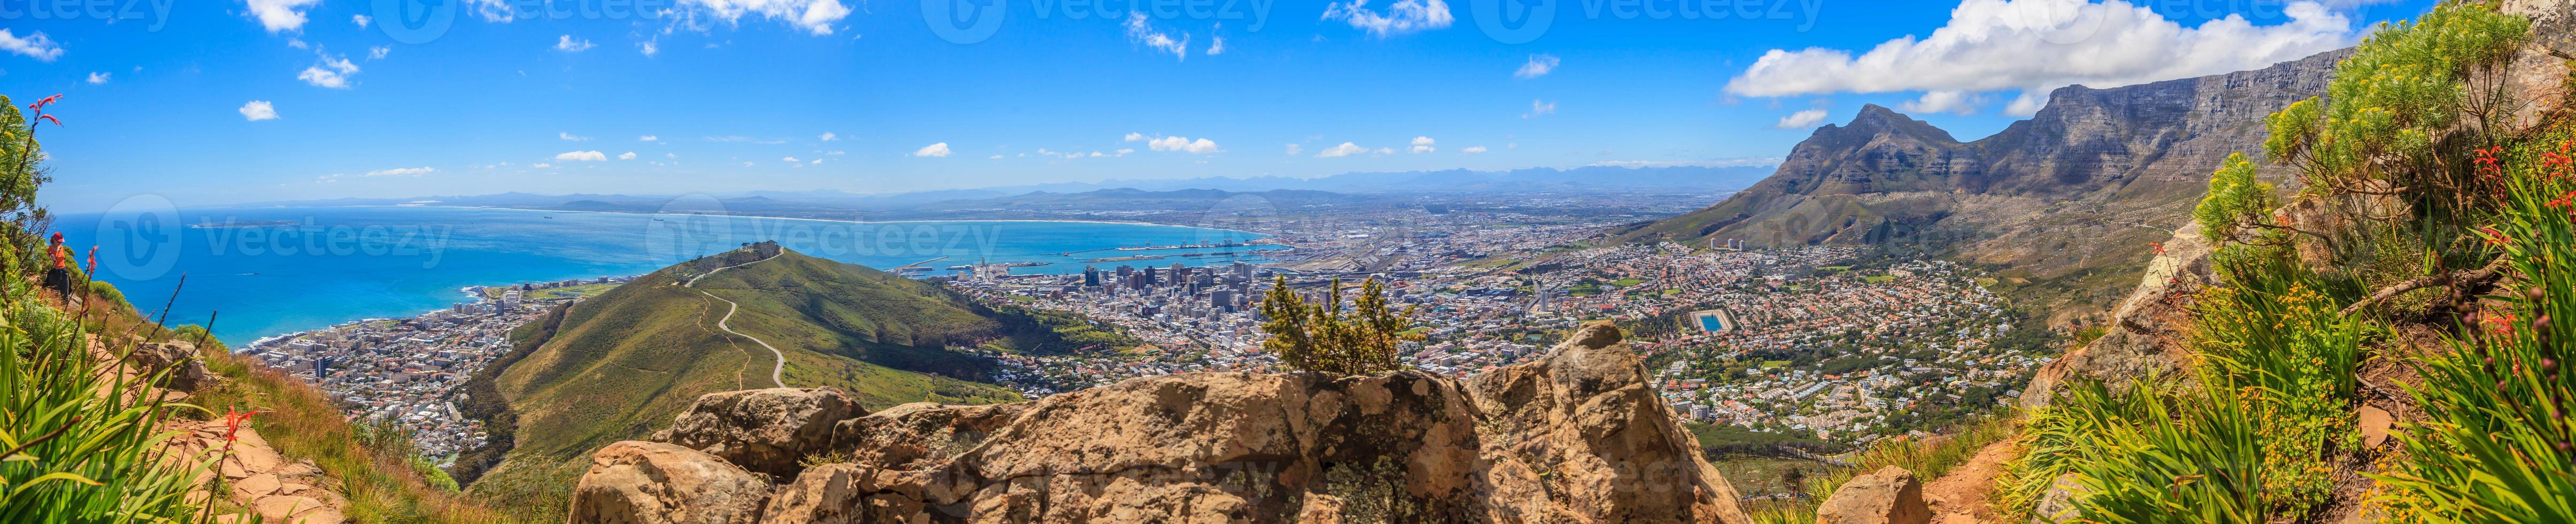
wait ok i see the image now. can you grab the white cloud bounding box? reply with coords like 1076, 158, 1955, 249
297, 53, 358, 89
243, 0, 323, 33
1208, 35, 1225, 55
1408, 136, 1436, 153
1124, 13, 1191, 61
1316, 142, 1368, 158
782, 156, 800, 163
912, 142, 952, 157
1137, 134, 1222, 153
639, 135, 660, 142
555, 150, 609, 161
990, 155, 1004, 159
351, 14, 371, 28
86, 72, 108, 84
1724, 0, 2356, 116
1522, 99, 1556, 119
1898, 91, 1983, 115
364, 167, 435, 177
817, 132, 837, 141
0, 29, 65, 61
237, 101, 279, 121
555, 35, 597, 52
467, 0, 516, 22
1462, 145, 1488, 153
619, 151, 638, 160
1775, 109, 1831, 129
1322, 0, 1453, 37
286, 38, 308, 49
673, 0, 853, 36
560, 132, 591, 141
1284, 143, 1302, 156
368, 46, 390, 59
1514, 53, 1560, 79
639, 40, 660, 57
533, 163, 553, 168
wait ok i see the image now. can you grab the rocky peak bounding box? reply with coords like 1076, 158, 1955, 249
569, 321, 1753, 523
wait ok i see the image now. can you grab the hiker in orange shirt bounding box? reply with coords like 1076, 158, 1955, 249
43, 232, 72, 301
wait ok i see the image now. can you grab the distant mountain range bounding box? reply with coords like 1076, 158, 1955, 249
240, 164, 1775, 215
1614, 49, 2349, 319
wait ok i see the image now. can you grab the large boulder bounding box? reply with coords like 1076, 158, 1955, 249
659, 388, 858, 479
742, 321, 1751, 523
2023, 225, 2215, 407
568, 441, 772, 524
124, 341, 214, 392
1467, 321, 1753, 523
1814, 466, 1930, 524
2495, 0, 2574, 135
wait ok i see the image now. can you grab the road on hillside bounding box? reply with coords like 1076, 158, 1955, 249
701, 290, 787, 388
689, 250, 789, 388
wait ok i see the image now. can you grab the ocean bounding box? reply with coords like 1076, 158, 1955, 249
53, 206, 1282, 345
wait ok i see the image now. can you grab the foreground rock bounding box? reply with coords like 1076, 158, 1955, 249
571, 321, 1753, 523
569, 441, 772, 524
1815, 466, 1930, 524
124, 340, 215, 393
2022, 225, 2216, 407
657, 387, 857, 479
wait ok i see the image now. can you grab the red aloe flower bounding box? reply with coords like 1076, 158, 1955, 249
34, 114, 59, 126
219, 408, 263, 449
2549, 190, 2575, 210
2150, 242, 2165, 255
2481, 226, 2512, 246
2487, 311, 2520, 335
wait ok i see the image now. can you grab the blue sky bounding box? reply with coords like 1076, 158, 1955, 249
0, 0, 2436, 211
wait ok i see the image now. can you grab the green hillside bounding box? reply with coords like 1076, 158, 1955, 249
461, 245, 1079, 518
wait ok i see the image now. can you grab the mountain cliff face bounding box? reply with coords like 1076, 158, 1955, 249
1616, 50, 2349, 318
569, 322, 1753, 523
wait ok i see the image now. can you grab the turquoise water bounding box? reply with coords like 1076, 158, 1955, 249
55, 206, 1279, 345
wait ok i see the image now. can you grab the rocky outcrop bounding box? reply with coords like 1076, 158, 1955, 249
1815, 466, 1931, 524
658, 388, 858, 479
2022, 224, 2217, 408
569, 441, 773, 524
2026, 474, 2087, 524
2496, 0, 2574, 135
571, 321, 1753, 523
124, 341, 214, 393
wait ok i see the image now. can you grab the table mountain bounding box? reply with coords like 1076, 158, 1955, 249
1614, 50, 2347, 319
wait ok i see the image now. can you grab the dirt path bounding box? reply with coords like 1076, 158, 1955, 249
1924, 438, 2020, 524
700, 290, 787, 388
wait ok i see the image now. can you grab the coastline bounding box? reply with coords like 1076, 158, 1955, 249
196, 204, 1287, 240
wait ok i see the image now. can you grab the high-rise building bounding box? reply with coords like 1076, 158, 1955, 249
1143, 266, 1160, 286
1232, 261, 1254, 280
1083, 266, 1101, 287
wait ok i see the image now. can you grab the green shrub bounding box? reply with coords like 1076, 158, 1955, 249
1259, 275, 1420, 376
